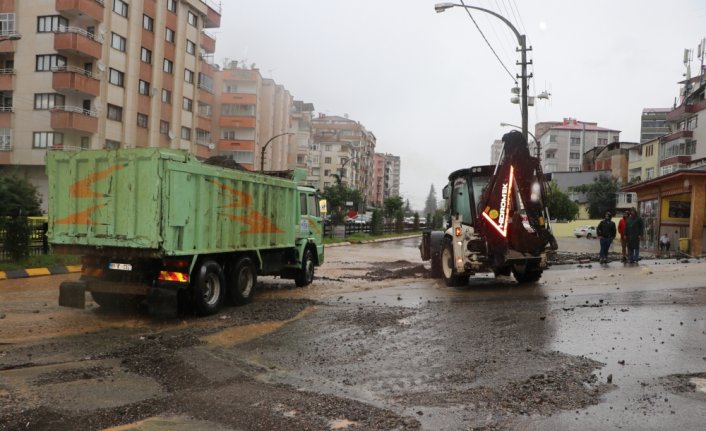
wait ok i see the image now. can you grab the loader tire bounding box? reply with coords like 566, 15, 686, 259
430, 252, 443, 278
512, 262, 542, 284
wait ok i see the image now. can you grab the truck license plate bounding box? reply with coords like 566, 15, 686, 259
109, 262, 133, 271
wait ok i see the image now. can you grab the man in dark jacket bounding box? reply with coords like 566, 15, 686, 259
625, 207, 644, 264
597, 211, 617, 264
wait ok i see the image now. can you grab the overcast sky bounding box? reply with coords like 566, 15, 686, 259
216, 0, 706, 211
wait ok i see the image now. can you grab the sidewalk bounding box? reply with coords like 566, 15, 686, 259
0, 265, 82, 281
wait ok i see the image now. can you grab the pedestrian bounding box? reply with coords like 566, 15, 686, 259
617, 210, 629, 262
625, 207, 644, 264
596, 211, 617, 264
659, 233, 670, 253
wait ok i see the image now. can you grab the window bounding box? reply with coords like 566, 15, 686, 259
324, 144, 332, 152
142, 14, 154, 31
645, 144, 653, 157
108, 68, 124, 87
0, 128, 11, 151
34, 93, 64, 110
184, 69, 194, 83
37, 16, 67, 33
549, 134, 557, 143
324, 157, 331, 164
35, 54, 66, 71
167, 0, 177, 13
570, 137, 581, 146
33, 132, 63, 149
111, 32, 126, 52
181, 127, 191, 140
140, 47, 152, 64
198, 102, 212, 117
198, 73, 214, 92
107, 104, 123, 122
182, 97, 192, 111
113, 0, 128, 17
597, 138, 608, 146
80, 137, 89, 149
196, 129, 211, 143
187, 11, 198, 27
645, 167, 655, 179
569, 167, 581, 172
0, 13, 16, 35
160, 120, 170, 135
105, 139, 120, 150
138, 80, 150, 95
163, 58, 173, 73
569, 152, 580, 159
220, 104, 255, 116
137, 113, 148, 128
165, 27, 175, 43
161, 89, 172, 103
186, 39, 196, 55
231, 151, 254, 164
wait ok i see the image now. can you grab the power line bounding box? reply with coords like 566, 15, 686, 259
459, 0, 516, 83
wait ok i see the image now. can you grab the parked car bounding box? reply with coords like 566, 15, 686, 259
574, 225, 597, 239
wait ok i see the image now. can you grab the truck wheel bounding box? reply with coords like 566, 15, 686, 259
191, 260, 225, 315
90, 292, 140, 310
295, 249, 315, 287
227, 257, 257, 305
430, 253, 443, 278
442, 239, 469, 287
512, 264, 543, 284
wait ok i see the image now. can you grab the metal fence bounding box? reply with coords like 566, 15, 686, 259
323, 222, 422, 238
0, 217, 49, 262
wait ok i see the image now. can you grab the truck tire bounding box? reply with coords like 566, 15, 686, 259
227, 257, 257, 305
442, 239, 469, 287
430, 252, 443, 278
295, 249, 315, 287
191, 260, 225, 315
90, 291, 140, 310
512, 263, 543, 284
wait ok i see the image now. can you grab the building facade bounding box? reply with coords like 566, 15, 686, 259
213, 63, 294, 171
535, 118, 621, 173
640, 108, 671, 143
0, 0, 222, 211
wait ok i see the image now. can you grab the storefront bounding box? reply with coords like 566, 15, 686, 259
622, 169, 706, 256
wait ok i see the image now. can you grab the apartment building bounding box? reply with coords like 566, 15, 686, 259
291, 100, 314, 170
489, 139, 502, 165
0, 0, 221, 211
213, 64, 293, 171
310, 114, 375, 199
535, 118, 620, 173
640, 108, 671, 143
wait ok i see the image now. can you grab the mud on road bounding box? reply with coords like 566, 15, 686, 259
1, 237, 705, 430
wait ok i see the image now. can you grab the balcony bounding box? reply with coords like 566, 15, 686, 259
218, 139, 255, 151
52, 66, 100, 97
54, 27, 102, 59
660, 129, 693, 144
660, 155, 691, 167
201, 31, 216, 53
51, 106, 98, 133
0, 107, 12, 128
0, 32, 21, 53
0, 69, 14, 91
667, 99, 706, 121
221, 93, 256, 104
56, 0, 105, 23
219, 116, 256, 128
200, 0, 221, 28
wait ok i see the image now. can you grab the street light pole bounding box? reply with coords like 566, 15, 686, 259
260, 132, 293, 172
435, 2, 530, 143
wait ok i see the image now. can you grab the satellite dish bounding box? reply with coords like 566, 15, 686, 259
98, 24, 106, 35
93, 99, 103, 111
96, 61, 106, 72
168, 130, 175, 140
207, 143, 215, 150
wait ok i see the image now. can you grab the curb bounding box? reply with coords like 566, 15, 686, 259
0, 265, 82, 280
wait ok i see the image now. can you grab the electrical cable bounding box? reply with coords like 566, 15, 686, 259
459, 0, 516, 83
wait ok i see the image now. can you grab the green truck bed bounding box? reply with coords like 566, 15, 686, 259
47, 148, 302, 256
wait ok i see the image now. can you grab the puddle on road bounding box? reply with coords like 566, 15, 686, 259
201, 306, 316, 347
329, 418, 357, 429
103, 416, 232, 431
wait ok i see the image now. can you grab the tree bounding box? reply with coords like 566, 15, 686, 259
546, 181, 579, 221
383, 196, 404, 220
404, 199, 413, 216
321, 182, 364, 225
370, 208, 384, 235
571, 175, 619, 218
0, 175, 42, 217
423, 184, 437, 216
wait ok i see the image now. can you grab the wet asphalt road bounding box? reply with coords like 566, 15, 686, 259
0, 237, 705, 430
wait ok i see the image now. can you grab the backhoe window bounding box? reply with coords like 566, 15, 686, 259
451, 178, 472, 225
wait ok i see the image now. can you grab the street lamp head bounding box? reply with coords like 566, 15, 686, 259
434, 2, 456, 13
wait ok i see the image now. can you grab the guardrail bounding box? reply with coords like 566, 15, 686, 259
52, 65, 97, 79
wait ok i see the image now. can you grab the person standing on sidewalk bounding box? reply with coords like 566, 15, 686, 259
625, 207, 644, 264
597, 211, 617, 264
618, 210, 629, 262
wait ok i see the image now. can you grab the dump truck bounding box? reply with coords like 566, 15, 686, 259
47, 148, 324, 317
420, 131, 557, 285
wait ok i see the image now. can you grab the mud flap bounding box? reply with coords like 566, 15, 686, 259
148, 286, 179, 319
59, 280, 87, 309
